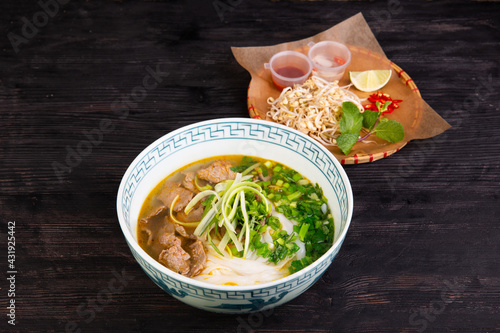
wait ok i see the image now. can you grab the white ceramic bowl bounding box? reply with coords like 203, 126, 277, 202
116, 118, 353, 314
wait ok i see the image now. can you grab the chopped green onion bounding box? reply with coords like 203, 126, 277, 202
297, 179, 310, 186
230, 246, 241, 257
298, 223, 310, 242
287, 191, 302, 201
242, 162, 260, 176
309, 193, 319, 200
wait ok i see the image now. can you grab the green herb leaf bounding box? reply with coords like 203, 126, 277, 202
339, 102, 363, 135
230, 156, 257, 173
342, 100, 360, 113
374, 119, 405, 143
362, 110, 380, 130
381, 101, 392, 112
336, 133, 359, 155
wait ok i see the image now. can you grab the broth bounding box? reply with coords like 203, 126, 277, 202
137, 155, 334, 285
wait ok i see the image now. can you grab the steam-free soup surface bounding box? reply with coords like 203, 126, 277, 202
137, 155, 334, 285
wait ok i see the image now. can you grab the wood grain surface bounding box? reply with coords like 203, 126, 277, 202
0, 0, 499, 332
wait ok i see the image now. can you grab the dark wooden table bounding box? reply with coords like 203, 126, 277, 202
1, 0, 499, 332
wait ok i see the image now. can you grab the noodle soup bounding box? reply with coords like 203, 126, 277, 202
137, 155, 335, 286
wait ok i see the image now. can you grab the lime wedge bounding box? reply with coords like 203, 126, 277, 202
349, 70, 392, 92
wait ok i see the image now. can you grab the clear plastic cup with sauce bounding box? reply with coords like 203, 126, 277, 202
307, 41, 351, 82
264, 51, 312, 91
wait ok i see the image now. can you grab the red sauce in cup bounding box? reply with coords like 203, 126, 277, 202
275, 66, 306, 78
272, 66, 307, 90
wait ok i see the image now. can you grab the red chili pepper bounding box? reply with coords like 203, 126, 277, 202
363, 103, 377, 110
334, 57, 346, 66
364, 92, 402, 113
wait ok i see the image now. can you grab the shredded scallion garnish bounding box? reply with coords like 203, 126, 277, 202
187, 157, 334, 274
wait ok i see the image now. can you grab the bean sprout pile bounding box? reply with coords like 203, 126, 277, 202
267, 75, 364, 146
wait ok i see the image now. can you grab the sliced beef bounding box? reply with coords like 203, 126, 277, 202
197, 160, 236, 184
154, 219, 207, 277
139, 206, 167, 224
187, 238, 206, 277
158, 232, 181, 248
157, 235, 207, 277
158, 245, 191, 275
176, 205, 204, 223
182, 171, 197, 192
138, 206, 170, 251
157, 181, 194, 212
141, 218, 173, 259
174, 224, 189, 238
139, 228, 154, 246
156, 217, 175, 235
139, 177, 208, 278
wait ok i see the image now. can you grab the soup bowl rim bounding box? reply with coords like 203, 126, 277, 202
116, 117, 353, 291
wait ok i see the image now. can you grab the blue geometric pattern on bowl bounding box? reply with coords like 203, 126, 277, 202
118, 118, 352, 314
120, 121, 348, 230
126, 237, 343, 313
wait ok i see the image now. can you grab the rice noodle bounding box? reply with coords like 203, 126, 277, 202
191, 247, 293, 286
267, 75, 364, 146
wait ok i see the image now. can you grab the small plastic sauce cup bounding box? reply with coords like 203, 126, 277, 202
264, 51, 312, 90
307, 41, 351, 82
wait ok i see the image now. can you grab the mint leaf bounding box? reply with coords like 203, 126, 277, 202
339, 102, 363, 134
362, 110, 380, 130
337, 102, 362, 155
336, 133, 359, 155
342, 101, 359, 114
374, 119, 405, 143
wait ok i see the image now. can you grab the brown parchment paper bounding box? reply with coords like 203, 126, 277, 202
231, 13, 451, 163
